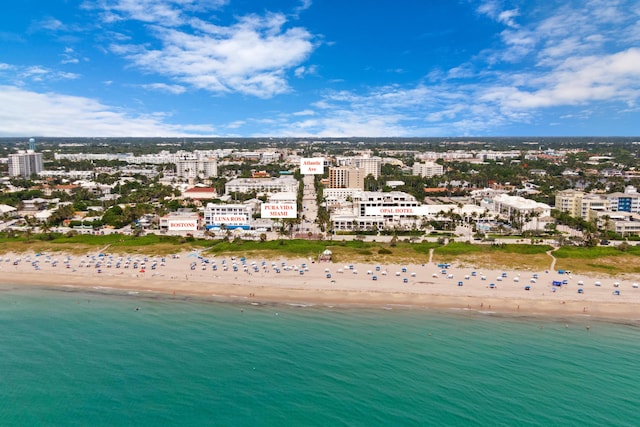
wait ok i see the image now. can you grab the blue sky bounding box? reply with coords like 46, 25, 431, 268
1, 0, 639, 137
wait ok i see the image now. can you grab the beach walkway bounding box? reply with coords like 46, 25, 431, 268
547, 248, 558, 271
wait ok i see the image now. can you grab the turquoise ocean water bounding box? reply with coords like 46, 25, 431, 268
1, 284, 639, 426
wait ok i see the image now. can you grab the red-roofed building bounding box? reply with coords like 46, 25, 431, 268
251, 170, 271, 178
182, 187, 217, 204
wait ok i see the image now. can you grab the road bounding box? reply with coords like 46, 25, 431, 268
300, 174, 321, 235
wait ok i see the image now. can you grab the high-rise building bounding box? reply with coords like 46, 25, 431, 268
8, 150, 43, 178
336, 156, 382, 178
175, 153, 218, 179
329, 166, 365, 189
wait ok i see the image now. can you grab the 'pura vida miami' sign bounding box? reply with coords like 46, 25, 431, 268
261, 203, 298, 218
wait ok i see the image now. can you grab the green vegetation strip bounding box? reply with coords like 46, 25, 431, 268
434, 242, 552, 256
554, 245, 640, 259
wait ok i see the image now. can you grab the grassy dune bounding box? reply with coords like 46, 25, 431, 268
553, 245, 640, 276
431, 242, 554, 272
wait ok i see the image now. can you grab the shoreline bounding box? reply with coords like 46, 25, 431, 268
1, 250, 639, 321
5, 279, 640, 326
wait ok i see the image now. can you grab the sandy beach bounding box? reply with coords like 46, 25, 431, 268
1, 250, 639, 320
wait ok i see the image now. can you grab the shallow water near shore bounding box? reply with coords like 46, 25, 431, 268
1, 285, 639, 426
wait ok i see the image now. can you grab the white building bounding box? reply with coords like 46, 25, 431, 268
268, 192, 298, 205
331, 213, 386, 232
39, 170, 95, 179
54, 149, 232, 166
336, 156, 382, 178
259, 152, 281, 164
353, 191, 421, 217
412, 162, 444, 178
160, 210, 200, 233
594, 211, 640, 236
176, 153, 218, 179
323, 188, 362, 202
477, 150, 521, 161
580, 194, 610, 220
606, 186, 640, 213
203, 203, 252, 230
0, 204, 17, 216
492, 194, 551, 230
8, 150, 43, 178
330, 191, 424, 231
225, 176, 298, 195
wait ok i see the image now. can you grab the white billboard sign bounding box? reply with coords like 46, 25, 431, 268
365, 206, 430, 216
167, 220, 199, 231
211, 215, 250, 227
261, 203, 298, 218
300, 157, 324, 174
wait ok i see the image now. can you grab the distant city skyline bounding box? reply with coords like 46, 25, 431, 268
1, 0, 639, 137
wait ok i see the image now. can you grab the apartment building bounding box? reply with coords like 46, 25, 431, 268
328, 166, 365, 189
8, 150, 43, 178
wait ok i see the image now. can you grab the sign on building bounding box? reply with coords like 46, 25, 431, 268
300, 157, 324, 174
167, 219, 199, 231
365, 206, 430, 216
210, 215, 250, 228
261, 203, 298, 218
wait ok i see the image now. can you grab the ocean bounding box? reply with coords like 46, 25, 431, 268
1, 285, 639, 426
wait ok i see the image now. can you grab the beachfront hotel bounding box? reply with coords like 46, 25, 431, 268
330, 190, 422, 231
556, 187, 640, 220
203, 203, 252, 230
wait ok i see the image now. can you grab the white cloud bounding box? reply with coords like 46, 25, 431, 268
226, 120, 246, 129
497, 9, 519, 27
35, 17, 67, 32
295, 0, 313, 14
477, 1, 519, 27
265, 85, 469, 137
14, 65, 81, 83
86, 0, 228, 26
485, 48, 640, 109
294, 65, 317, 78
111, 13, 315, 97
0, 86, 214, 136
293, 109, 315, 116
264, 41, 640, 137
453, 0, 640, 130
60, 47, 83, 65
140, 83, 187, 94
